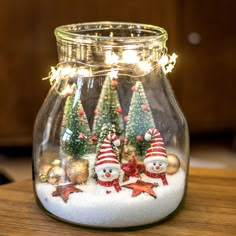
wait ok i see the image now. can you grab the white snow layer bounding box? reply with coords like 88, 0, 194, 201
36, 168, 186, 228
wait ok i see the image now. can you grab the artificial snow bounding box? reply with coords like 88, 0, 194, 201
36, 168, 185, 228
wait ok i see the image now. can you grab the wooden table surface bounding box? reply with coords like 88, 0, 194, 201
0, 168, 235, 236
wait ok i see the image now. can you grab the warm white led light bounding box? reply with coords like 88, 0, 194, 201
122, 50, 139, 64
61, 84, 74, 96
105, 51, 119, 64
108, 68, 118, 79
137, 61, 152, 73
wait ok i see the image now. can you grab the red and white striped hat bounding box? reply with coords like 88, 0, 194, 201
144, 128, 167, 165
95, 133, 121, 171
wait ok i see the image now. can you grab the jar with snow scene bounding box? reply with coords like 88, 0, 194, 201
33, 22, 189, 229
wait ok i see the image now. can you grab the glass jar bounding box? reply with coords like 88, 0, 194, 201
33, 22, 189, 229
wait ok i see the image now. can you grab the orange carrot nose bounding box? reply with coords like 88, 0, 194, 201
156, 165, 160, 170
105, 172, 111, 177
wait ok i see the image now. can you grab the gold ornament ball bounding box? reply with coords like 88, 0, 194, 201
66, 160, 89, 184
47, 166, 66, 185
123, 145, 136, 161
166, 154, 180, 175
38, 164, 51, 182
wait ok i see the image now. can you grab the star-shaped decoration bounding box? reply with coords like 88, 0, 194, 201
121, 153, 144, 181
169, 53, 178, 63
52, 183, 83, 202
123, 180, 158, 198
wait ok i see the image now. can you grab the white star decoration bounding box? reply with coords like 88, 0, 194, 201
159, 53, 178, 74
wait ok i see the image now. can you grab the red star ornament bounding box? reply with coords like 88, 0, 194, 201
123, 180, 158, 198
121, 153, 144, 180
52, 183, 83, 202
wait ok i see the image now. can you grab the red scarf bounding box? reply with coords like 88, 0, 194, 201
144, 170, 168, 185
97, 178, 122, 192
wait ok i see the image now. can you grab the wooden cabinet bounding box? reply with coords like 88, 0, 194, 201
0, 0, 235, 146
177, 0, 236, 133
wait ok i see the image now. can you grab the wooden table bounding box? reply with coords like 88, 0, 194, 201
0, 168, 235, 236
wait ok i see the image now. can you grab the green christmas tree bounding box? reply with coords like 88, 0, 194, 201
61, 87, 91, 159
92, 77, 124, 140
125, 81, 155, 159
95, 123, 120, 157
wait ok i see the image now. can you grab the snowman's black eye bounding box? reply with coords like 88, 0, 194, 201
153, 162, 156, 166
109, 169, 112, 173
103, 169, 106, 173
159, 162, 162, 166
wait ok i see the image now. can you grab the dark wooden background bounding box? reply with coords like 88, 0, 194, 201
0, 0, 235, 146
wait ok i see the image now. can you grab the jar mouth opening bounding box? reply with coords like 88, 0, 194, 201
55, 21, 167, 44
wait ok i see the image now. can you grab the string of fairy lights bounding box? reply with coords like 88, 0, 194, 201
43, 50, 177, 96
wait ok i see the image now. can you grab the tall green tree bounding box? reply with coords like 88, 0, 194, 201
61, 87, 91, 159
125, 81, 155, 159
92, 77, 124, 140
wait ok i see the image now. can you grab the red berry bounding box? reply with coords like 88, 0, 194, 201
92, 136, 98, 142
79, 133, 86, 140
131, 86, 136, 92
136, 135, 142, 141
141, 105, 148, 111
94, 109, 98, 115
117, 107, 122, 114
112, 80, 118, 87
124, 116, 129, 122
65, 91, 72, 97
78, 109, 85, 115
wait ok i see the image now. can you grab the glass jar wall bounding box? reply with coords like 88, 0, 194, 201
33, 22, 189, 229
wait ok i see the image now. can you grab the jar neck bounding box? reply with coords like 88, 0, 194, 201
55, 22, 168, 68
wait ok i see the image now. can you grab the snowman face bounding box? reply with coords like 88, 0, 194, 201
145, 160, 168, 173
96, 166, 120, 181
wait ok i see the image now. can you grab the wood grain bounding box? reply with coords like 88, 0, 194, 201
0, 168, 235, 235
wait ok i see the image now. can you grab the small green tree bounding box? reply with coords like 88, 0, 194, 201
95, 123, 121, 157
125, 81, 155, 159
92, 77, 124, 139
61, 87, 91, 159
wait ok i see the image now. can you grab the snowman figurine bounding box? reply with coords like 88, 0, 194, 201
95, 133, 122, 194
142, 128, 168, 186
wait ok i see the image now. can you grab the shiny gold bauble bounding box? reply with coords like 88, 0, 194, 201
166, 154, 180, 175
38, 164, 52, 182
66, 160, 89, 184
47, 166, 66, 185
123, 145, 136, 161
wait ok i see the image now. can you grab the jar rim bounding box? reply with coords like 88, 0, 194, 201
55, 21, 168, 45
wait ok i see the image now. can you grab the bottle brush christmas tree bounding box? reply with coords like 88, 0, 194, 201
92, 76, 124, 140
96, 123, 120, 158
125, 81, 155, 160
61, 86, 92, 159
